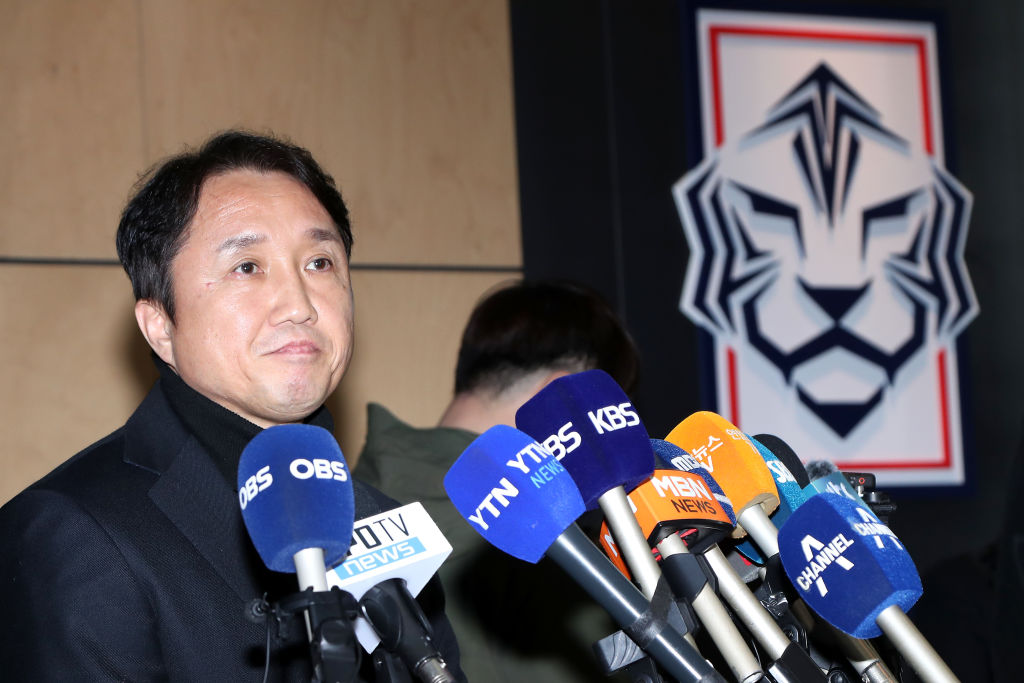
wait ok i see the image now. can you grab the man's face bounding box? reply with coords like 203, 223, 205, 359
144, 169, 354, 427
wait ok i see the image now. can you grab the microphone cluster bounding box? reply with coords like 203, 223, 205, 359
443, 370, 959, 683
232, 368, 958, 683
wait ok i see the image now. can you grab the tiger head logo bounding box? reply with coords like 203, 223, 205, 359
674, 63, 978, 438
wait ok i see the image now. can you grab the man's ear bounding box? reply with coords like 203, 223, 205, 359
134, 299, 176, 367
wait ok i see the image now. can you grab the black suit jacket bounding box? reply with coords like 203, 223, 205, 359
0, 382, 462, 682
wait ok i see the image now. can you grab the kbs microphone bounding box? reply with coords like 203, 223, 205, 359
327, 503, 455, 683
444, 425, 724, 683
777, 493, 957, 683
238, 424, 360, 682
514, 370, 665, 602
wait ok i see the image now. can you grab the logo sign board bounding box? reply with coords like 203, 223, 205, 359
675, 6, 978, 487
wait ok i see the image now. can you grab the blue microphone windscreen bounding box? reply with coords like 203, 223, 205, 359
444, 425, 585, 563
777, 492, 922, 638
238, 424, 355, 573
752, 434, 810, 487
734, 436, 809, 564
650, 439, 736, 526
804, 472, 875, 516
515, 369, 652, 510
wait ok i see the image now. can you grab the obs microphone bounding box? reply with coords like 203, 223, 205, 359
238, 424, 360, 683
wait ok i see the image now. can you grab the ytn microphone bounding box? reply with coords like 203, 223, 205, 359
444, 425, 725, 683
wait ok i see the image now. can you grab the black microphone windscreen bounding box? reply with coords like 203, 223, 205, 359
751, 434, 810, 487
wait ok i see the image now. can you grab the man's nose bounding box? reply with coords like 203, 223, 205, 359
269, 268, 317, 325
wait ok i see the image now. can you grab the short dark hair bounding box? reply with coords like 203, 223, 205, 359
454, 279, 640, 395
115, 130, 352, 322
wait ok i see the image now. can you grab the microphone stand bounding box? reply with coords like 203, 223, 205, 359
270, 587, 362, 683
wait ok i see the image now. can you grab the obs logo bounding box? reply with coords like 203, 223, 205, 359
238, 458, 349, 510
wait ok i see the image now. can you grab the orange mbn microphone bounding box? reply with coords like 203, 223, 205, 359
616, 467, 762, 683
664, 414, 825, 680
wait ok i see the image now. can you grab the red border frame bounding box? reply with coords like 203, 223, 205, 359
708, 26, 933, 154
710, 24, 953, 471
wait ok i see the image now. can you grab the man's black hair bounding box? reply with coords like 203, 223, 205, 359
454, 279, 640, 395
115, 130, 352, 322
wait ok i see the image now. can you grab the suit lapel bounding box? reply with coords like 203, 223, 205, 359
147, 437, 265, 602
123, 384, 267, 602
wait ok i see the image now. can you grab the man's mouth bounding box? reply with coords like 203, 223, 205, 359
270, 340, 320, 355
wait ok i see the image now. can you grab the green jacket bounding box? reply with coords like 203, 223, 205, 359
353, 403, 622, 682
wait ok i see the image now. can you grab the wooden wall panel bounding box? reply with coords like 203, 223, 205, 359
0, 0, 144, 258
0, 266, 157, 503
139, 0, 521, 267
0, 1, 520, 505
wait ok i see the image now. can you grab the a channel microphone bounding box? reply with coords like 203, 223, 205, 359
777, 493, 957, 683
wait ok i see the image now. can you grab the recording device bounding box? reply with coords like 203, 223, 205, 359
238, 424, 361, 683
444, 425, 725, 683
327, 502, 455, 683
806, 460, 897, 527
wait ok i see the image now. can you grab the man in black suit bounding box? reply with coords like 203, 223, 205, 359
0, 131, 463, 682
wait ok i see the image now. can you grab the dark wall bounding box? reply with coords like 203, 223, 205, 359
510, 0, 1024, 577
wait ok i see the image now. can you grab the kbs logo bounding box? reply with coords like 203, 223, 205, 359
541, 421, 582, 460
588, 402, 640, 435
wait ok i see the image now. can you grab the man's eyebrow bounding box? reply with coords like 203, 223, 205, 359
215, 228, 341, 254
217, 233, 266, 254
307, 227, 343, 245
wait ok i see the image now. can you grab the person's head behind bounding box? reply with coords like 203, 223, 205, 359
454, 279, 639, 398
116, 130, 352, 323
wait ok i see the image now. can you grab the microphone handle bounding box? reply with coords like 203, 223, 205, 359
701, 544, 792, 660
876, 605, 959, 683
295, 547, 330, 591
599, 486, 663, 597
657, 534, 762, 683
546, 524, 724, 683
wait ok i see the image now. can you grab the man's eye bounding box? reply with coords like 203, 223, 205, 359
307, 258, 333, 271
233, 262, 258, 275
